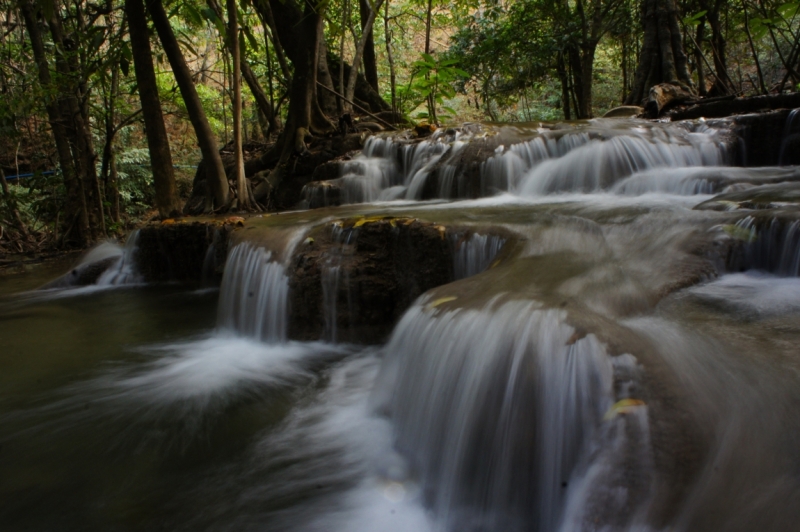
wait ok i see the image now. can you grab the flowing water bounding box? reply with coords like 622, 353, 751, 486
3, 117, 800, 531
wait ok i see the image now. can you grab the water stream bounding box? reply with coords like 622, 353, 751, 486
3, 116, 800, 531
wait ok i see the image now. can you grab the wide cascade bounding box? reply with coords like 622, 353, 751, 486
377, 299, 652, 532
6, 113, 800, 532
304, 120, 734, 206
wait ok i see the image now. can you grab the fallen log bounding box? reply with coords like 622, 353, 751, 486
669, 92, 800, 121
644, 83, 694, 118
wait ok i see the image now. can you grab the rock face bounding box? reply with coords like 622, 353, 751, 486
135, 221, 232, 285
733, 109, 796, 166
287, 217, 456, 343
41, 255, 119, 289
603, 106, 644, 118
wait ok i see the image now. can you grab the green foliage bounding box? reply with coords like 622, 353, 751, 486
400, 53, 469, 122
114, 148, 157, 216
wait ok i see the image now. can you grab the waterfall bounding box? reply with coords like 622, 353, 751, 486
217, 242, 289, 342
778, 109, 800, 164
481, 133, 593, 194
322, 224, 357, 342
376, 299, 653, 531
451, 232, 506, 279
728, 216, 800, 276
517, 133, 726, 195
96, 230, 142, 286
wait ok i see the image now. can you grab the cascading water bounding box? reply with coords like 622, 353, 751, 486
728, 216, 800, 276
516, 129, 727, 195
778, 109, 800, 164
322, 224, 357, 342
305, 120, 733, 206
7, 114, 800, 531
451, 232, 506, 279
376, 299, 653, 532
96, 230, 142, 285
217, 241, 289, 342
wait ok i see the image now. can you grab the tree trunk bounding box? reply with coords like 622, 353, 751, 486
345, 0, 383, 109
19, 0, 90, 246
317, 27, 339, 117
226, 0, 249, 210
99, 62, 121, 223
424, 0, 435, 122
268, 0, 327, 161
205, 0, 279, 133
47, 8, 105, 239
701, 0, 731, 96
626, 0, 694, 106
694, 20, 708, 96
384, 0, 397, 114
126, 0, 182, 218
358, 0, 379, 93
147, 0, 229, 209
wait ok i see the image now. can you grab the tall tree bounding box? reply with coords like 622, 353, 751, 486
146, 0, 229, 208
205, 0, 280, 133
125, 0, 181, 218
47, 5, 106, 237
260, 0, 334, 159
226, 0, 249, 209
18, 0, 89, 245
358, 0, 379, 92
345, 0, 384, 108
626, 0, 694, 105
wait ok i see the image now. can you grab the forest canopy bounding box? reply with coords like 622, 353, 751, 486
1, 0, 799, 250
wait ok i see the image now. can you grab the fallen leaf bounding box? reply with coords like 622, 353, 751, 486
428, 296, 457, 308
603, 398, 646, 421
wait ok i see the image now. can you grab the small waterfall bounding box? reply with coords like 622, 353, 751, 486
96, 230, 142, 285
728, 216, 800, 276
451, 232, 506, 279
322, 224, 357, 342
377, 300, 653, 531
217, 242, 289, 343
778, 109, 800, 164
481, 133, 593, 194
518, 133, 726, 195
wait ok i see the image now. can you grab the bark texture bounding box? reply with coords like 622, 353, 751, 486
626, 0, 694, 106
147, 0, 229, 208
126, 0, 181, 218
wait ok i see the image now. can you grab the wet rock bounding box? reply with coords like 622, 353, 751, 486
603, 106, 644, 118
287, 217, 455, 343
42, 255, 119, 289
136, 221, 232, 285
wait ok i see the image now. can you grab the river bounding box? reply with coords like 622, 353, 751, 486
2, 116, 800, 531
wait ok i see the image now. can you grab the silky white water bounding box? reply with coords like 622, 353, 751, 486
4, 115, 800, 531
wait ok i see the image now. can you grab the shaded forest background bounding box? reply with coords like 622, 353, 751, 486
1, 0, 799, 253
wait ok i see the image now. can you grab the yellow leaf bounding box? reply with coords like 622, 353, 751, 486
429, 296, 457, 308
603, 398, 646, 421
162, 218, 176, 225
721, 224, 756, 242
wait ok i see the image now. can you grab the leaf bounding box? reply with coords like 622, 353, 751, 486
239, 31, 247, 55
682, 9, 707, 26
428, 296, 457, 308
243, 25, 259, 51
184, 4, 204, 26
120, 58, 129, 77
721, 224, 757, 242
120, 43, 132, 61
603, 399, 646, 421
